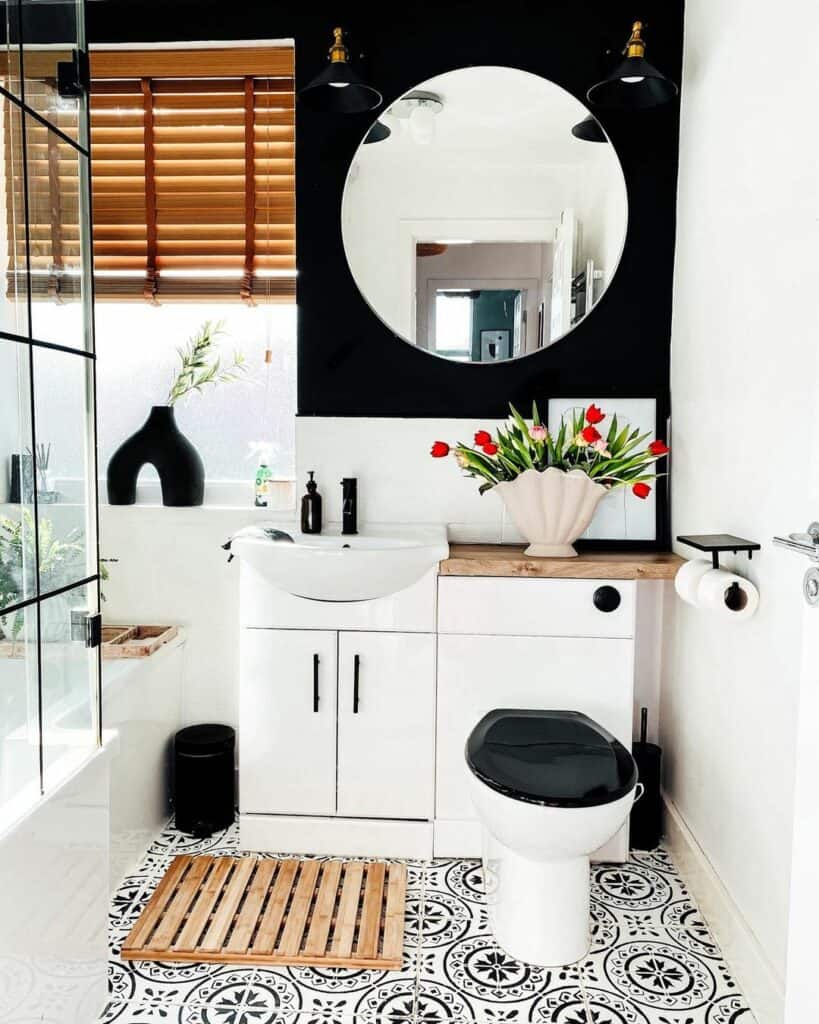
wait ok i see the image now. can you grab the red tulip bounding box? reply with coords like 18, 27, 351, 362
474, 430, 493, 446
586, 403, 605, 425
482, 443, 499, 455
632, 482, 651, 499
581, 425, 602, 444
649, 440, 670, 456
430, 441, 450, 458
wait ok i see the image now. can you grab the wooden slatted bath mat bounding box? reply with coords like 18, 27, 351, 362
121, 855, 407, 969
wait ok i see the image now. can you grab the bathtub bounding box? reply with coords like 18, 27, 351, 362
103, 632, 185, 888
0, 746, 111, 1024
1, 631, 185, 891
0, 632, 184, 1021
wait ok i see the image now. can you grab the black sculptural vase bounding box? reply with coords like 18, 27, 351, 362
107, 405, 205, 506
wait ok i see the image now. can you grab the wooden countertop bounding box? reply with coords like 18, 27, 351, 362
440, 545, 684, 580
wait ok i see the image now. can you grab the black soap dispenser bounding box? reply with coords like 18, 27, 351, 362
301, 471, 323, 534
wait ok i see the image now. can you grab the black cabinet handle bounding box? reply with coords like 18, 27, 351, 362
353, 654, 360, 713
593, 585, 621, 612
313, 653, 320, 712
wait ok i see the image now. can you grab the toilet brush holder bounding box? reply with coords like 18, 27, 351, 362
630, 708, 663, 850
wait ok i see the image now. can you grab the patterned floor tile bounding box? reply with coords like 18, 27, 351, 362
109, 960, 258, 1012
417, 859, 584, 1022
147, 822, 241, 857
247, 971, 418, 1023
102, 824, 755, 1024
578, 860, 755, 1024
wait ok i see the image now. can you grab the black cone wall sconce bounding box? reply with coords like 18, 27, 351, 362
571, 115, 607, 142
299, 26, 382, 114
587, 20, 678, 110
364, 120, 391, 144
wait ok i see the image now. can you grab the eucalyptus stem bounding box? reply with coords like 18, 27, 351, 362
166, 320, 247, 406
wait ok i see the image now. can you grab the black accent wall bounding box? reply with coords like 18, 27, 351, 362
90, 1, 683, 546
90, 0, 683, 420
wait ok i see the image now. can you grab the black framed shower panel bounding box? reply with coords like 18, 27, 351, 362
1, 0, 101, 795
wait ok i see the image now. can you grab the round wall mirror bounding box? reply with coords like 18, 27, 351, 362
341, 66, 629, 364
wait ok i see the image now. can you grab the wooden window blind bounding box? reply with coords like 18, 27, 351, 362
89, 46, 295, 303
3, 50, 86, 304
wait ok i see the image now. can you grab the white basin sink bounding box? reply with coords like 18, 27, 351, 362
230, 524, 449, 602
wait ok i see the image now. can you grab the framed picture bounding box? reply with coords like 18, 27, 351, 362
546, 396, 670, 549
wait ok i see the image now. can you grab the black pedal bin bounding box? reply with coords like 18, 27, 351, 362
174, 724, 235, 837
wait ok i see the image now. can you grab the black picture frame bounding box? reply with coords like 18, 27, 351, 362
545, 393, 671, 550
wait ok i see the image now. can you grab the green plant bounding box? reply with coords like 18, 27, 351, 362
166, 320, 247, 406
0, 512, 86, 639
431, 401, 670, 500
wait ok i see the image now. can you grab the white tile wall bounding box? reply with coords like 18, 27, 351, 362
296, 409, 660, 542
296, 416, 509, 542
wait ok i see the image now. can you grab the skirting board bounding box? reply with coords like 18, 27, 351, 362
240, 814, 433, 860
663, 793, 784, 1024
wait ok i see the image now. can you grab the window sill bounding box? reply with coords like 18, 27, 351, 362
97, 478, 296, 512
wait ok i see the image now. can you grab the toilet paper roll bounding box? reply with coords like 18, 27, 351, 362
674, 558, 713, 606
696, 568, 759, 620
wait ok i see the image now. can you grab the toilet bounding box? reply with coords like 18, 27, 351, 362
466, 708, 640, 967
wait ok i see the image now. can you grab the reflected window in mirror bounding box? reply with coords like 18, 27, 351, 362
342, 66, 628, 364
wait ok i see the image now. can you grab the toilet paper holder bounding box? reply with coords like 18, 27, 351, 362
677, 533, 761, 570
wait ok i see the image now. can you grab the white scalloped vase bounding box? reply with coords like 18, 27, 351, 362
494, 468, 609, 557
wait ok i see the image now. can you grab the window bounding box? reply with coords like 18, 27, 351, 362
434, 292, 472, 360
89, 44, 295, 302
84, 44, 297, 493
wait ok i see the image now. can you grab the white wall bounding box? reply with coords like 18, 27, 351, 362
663, 0, 818, 1003
101, 506, 274, 729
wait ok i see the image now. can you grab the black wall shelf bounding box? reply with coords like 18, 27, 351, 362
677, 534, 762, 570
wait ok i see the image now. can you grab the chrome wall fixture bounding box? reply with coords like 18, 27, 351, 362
299, 26, 382, 114
773, 523, 819, 607
587, 20, 678, 110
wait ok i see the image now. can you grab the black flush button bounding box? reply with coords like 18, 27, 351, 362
593, 585, 621, 612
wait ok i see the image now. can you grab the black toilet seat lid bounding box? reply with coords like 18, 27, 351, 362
466, 709, 638, 808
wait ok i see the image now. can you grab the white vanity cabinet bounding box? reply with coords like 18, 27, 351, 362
434, 576, 637, 860
239, 567, 438, 858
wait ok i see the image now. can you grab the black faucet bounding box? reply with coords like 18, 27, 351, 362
341, 478, 358, 535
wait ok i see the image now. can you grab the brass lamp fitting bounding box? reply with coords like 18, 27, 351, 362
624, 21, 647, 58
329, 27, 349, 64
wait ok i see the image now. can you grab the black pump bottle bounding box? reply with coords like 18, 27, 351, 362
301, 471, 322, 534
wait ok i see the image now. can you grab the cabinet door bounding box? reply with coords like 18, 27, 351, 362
436, 634, 633, 820
240, 629, 337, 816
337, 632, 435, 820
